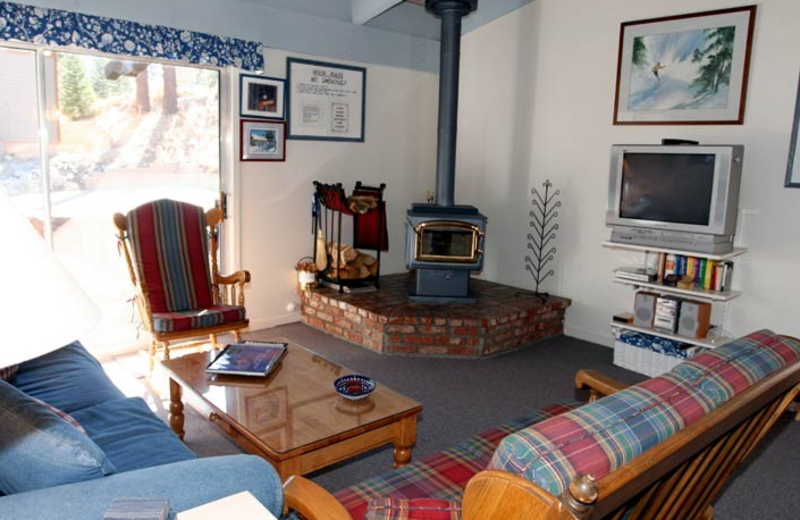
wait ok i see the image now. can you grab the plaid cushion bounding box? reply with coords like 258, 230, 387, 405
366, 498, 461, 520
334, 401, 580, 520
489, 330, 800, 496
126, 199, 214, 313
0, 365, 18, 381
30, 395, 87, 435
152, 304, 246, 333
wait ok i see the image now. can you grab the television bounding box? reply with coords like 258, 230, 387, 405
606, 145, 744, 254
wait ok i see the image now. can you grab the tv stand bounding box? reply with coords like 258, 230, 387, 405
603, 241, 747, 375
609, 226, 734, 254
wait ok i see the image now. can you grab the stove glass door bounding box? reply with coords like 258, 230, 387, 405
415, 221, 481, 263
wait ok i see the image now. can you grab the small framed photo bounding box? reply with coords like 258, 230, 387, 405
240, 119, 286, 162
614, 6, 757, 125
240, 74, 286, 120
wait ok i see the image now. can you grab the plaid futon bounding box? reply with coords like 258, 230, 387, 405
333, 401, 581, 520
490, 330, 800, 496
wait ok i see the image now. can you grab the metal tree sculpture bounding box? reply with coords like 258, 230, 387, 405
525, 180, 560, 300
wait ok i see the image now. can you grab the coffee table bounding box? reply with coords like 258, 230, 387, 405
161, 339, 423, 480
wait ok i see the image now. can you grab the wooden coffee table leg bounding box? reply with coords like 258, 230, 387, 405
393, 416, 418, 468
169, 378, 185, 440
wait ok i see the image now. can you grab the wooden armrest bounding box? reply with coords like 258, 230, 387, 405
575, 369, 629, 402
214, 270, 251, 285
282, 476, 353, 520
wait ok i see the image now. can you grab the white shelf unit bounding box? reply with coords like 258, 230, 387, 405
611, 277, 742, 302
605, 241, 745, 359
610, 322, 732, 349
602, 241, 747, 261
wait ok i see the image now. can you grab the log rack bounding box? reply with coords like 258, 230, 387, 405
312, 181, 387, 293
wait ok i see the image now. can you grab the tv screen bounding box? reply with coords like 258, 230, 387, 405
619, 153, 715, 226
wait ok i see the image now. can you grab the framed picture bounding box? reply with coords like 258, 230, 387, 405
787, 68, 800, 188
240, 119, 286, 162
240, 74, 286, 120
614, 6, 757, 125
287, 58, 366, 142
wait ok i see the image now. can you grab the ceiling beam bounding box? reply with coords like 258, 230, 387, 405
351, 0, 405, 25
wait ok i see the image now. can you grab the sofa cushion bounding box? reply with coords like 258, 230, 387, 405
12, 341, 125, 413
0, 365, 18, 382
70, 397, 196, 473
334, 401, 580, 520
366, 498, 462, 520
0, 379, 116, 494
489, 330, 800, 496
152, 304, 246, 333
126, 199, 215, 313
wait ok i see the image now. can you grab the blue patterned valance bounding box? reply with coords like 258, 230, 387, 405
0, 2, 264, 71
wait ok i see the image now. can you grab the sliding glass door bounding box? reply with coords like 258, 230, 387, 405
0, 45, 226, 354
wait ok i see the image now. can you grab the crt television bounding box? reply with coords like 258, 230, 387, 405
606, 145, 744, 254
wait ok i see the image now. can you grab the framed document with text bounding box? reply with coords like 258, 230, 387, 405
287, 58, 366, 142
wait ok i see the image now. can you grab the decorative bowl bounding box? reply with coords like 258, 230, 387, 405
334, 374, 376, 401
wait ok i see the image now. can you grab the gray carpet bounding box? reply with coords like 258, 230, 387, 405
124, 323, 800, 519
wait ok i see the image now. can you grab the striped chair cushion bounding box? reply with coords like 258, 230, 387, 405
152, 305, 246, 333
366, 498, 461, 520
489, 330, 800, 496
334, 401, 580, 520
0, 365, 18, 381
126, 199, 214, 313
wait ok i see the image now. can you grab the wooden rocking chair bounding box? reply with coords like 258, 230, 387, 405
114, 199, 250, 370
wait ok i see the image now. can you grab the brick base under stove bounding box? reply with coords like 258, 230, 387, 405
300, 273, 571, 357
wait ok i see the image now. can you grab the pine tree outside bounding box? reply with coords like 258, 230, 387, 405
0, 47, 222, 354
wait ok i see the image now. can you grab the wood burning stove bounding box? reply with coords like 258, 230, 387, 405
406, 0, 486, 303
407, 205, 486, 302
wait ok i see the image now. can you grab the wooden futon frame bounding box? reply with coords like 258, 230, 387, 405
282, 335, 800, 520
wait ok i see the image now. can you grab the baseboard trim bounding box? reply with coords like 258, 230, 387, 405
564, 325, 614, 348
248, 312, 302, 333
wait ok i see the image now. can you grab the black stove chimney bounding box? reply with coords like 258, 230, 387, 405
427, 0, 478, 207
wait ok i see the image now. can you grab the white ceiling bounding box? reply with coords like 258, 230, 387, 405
229, 0, 536, 41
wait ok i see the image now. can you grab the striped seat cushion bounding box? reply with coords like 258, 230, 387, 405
152, 305, 246, 333
489, 330, 800, 496
334, 401, 580, 520
126, 199, 214, 313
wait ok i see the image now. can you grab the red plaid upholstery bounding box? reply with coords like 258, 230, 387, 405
366, 498, 461, 520
490, 330, 800, 496
0, 365, 18, 381
151, 305, 246, 333
333, 401, 580, 520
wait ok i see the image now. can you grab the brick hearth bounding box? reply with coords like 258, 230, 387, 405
300, 273, 571, 357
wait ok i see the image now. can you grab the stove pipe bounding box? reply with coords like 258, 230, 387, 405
427, 0, 478, 207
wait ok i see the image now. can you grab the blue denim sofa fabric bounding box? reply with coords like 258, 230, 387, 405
0, 379, 116, 493
0, 342, 284, 519
0, 455, 283, 520
70, 396, 196, 472
12, 341, 125, 413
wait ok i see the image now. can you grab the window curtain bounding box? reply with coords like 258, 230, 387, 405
0, 2, 264, 70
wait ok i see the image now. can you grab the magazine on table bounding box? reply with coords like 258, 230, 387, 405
206, 341, 288, 377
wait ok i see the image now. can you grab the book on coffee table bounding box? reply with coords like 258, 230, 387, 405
206, 341, 287, 377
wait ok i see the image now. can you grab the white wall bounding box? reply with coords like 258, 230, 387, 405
457, 0, 800, 346
241, 49, 438, 329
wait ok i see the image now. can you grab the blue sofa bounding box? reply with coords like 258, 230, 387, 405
0, 341, 283, 519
